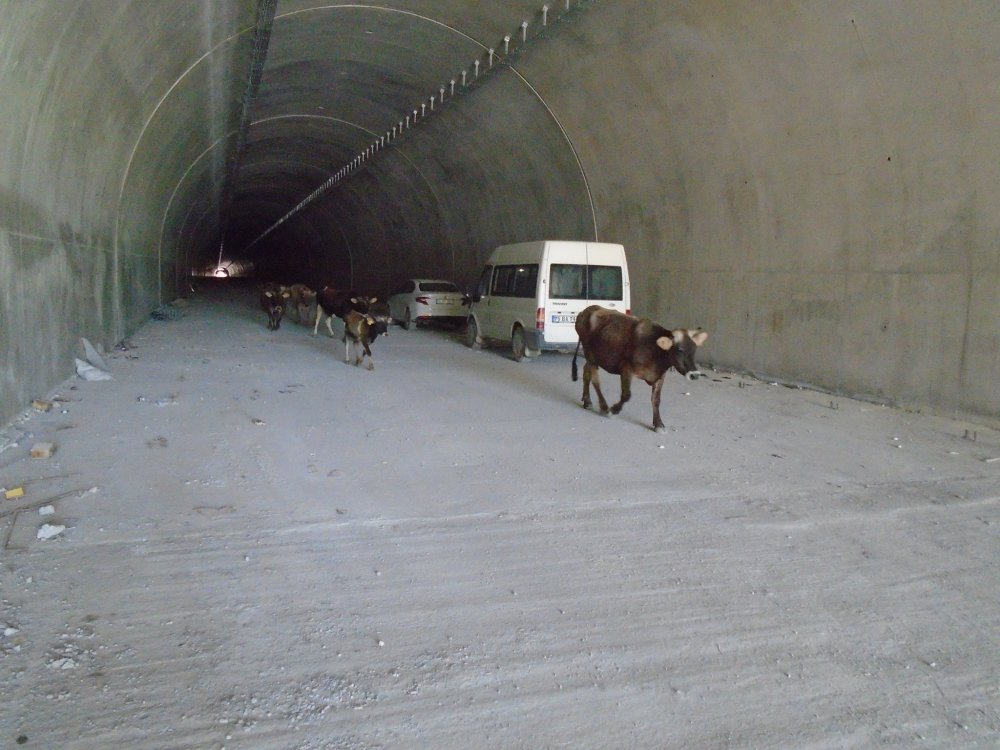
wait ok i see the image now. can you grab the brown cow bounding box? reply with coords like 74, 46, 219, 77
259, 283, 291, 330
287, 283, 316, 324
572, 305, 708, 433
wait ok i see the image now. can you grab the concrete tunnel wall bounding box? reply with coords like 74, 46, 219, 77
1, 1, 998, 429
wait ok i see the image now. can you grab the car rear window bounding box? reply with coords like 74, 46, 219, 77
418, 281, 459, 293
550, 264, 623, 301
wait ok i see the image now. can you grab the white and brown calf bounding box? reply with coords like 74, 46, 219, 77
342, 302, 391, 370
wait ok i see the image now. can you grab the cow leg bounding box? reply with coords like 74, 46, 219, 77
610, 368, 633, 415
326, 314, 336, 338
312, 307, 322, 336
363, 340, 374, 370
650, 375, 666, 433
586, 363, 610, 414
580, 362, 594, 409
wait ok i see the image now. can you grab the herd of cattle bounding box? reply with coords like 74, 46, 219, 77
259, 282, 391, 370
257, 283, 708, 432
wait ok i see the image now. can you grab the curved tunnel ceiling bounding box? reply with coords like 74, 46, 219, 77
165, 2, 597, 291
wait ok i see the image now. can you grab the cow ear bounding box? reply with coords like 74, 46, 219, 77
691, 329, 708, 346
656, 335, 674, 351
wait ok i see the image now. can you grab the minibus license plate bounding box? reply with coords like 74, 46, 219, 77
551, 313, 576, 324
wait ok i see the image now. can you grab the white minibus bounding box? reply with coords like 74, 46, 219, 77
465, 240, 631, 360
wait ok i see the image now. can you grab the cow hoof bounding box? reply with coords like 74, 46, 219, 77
610, 404, 623, 415
653, 425, 667, 434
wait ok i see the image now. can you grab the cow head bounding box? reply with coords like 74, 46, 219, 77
656, 328, 708, 379
368, 302, 392, 337
347, 295, 379, 315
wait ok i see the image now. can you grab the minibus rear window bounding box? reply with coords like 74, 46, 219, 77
550, 264, 623, 301
588, 265, 624, 301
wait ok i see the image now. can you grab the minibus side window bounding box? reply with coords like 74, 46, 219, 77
512, 264, 539, 298
475, 265, 493, 300
492, 265, 514, 296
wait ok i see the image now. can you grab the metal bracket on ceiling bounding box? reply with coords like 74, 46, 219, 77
240, 1, 592, 255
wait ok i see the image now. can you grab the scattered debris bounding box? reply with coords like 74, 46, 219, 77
36, 523, 66, 540
4, 487, 25, 500
964, 429, 978, 442
75, 358, 112, 381
146, 436, 169, 448
251, 418, 265, 426
39, 505, 55, 516
31, 399, 53, 412
1, 427, 25, 454
80, 337, 109, 371
30, 442, 56, 459
151, 302, 185, 321
984, 457, 1000, 464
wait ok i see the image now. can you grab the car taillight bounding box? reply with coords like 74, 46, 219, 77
536, 307, 545, 331
626, 308, 631, 316
415, 296, 430, 305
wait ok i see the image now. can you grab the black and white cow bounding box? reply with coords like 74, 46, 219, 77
313, 286, 377, 338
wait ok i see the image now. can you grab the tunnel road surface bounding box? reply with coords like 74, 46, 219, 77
2, 283, 998, 749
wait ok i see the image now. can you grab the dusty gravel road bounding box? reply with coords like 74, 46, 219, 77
2, 282, 998, 749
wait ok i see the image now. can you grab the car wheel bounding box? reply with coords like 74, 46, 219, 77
401, 307, 411, 330
511, 325, 526, 362
465, 317, 480, 349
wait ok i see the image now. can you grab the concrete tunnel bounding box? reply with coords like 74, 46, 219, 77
2, 1, 999, 429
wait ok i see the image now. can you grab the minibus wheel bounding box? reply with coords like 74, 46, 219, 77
511, 325, 527, 361
465, 317, 481, 349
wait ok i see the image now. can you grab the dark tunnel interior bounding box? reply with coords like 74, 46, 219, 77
180, 2, 598, 297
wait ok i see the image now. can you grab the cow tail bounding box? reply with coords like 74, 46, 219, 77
571, 340, 581, 382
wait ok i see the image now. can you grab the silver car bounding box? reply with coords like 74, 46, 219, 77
387, 279, 469, 329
